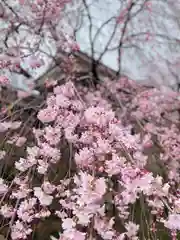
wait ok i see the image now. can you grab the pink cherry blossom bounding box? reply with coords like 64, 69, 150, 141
0, 204, 14, 218
34, 187, 53, 206
75, 147, 95, 167
0, 76, 9, 85
37, 107, 58, 123
0, 150, 5, 160
1, 75, 180, 240
164, 213, 180, 230
0, 178, 8, 195
62, 218, 76, 231
125, 221, 139, 238
11, 220, 32, 240
84, 107, 115, 127
17, 198, 37, 222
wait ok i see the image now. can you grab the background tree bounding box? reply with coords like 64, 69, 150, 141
1, 0, 180, 92
64, 0, 180, 88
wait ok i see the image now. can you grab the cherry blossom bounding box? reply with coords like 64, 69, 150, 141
1, 76, 180, 240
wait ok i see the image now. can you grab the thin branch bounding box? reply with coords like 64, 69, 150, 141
116, 1, 136, 77
92, 16, 116, 44
82, 0, 94, 59
96, 20, 119, 64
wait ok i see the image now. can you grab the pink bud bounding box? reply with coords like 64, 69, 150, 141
1, 107, 7, 114
98, 166, 104, 172
0, 76, 9, 85
143, 140, 153, 148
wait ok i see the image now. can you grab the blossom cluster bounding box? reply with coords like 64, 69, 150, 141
0, 78, 180, 240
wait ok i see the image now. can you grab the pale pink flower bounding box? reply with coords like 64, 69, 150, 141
37, 160, 49, 174
0, 204, 14, 218
84, 107, 115, 127
174, 199, 180, 212
53, 86, 62, 95
15, 157, 36, 172
56, 94, 71, 108
162, 183, 170, 195
18, 0, 25, 5
42, 181, 56, 194
74, 172, 106, 205
62, 218, 76, 231
164, 213, 180, 230
10, 121, 22, 130
13, 176, 28, 186
75, 147, 94, 167
94, 216, 115, 240
133, 173, 153, 195
148, 198, 164, 211
17, 90, 31, 99
44, 126, 61, 145
72, 100, 84, 111
121, 167, 139, 184
95, 138, 112, 154
0, 150, 5, 160
40, 143, 61, 163
78, 132, 93, 144
63, 112, 80, 129
133, 151, 148, 168
7, 136, 18, 145
142, 134, 153, 148
11, 220, 32, 240
121, 190, 138, 205
11, 184, 32, 199
64, 127, 78, 142
0, 178, 8, 194
62, 229, 86, 240
0, 121, 12, 132
54, 81, 75, 98
75, 211, 91, 226
34, 187, 53, 206
0, 76, 9, 85
125, 221, 139, 238
38, 107, 57, 123
27, 146, 39, 158
15, 136, 27, 147
7, 135, 27, 147
47, 95, 57, 107
17, 198, 36, 223
44, 79, 57, 88
69, 230, 86, 240
55, 210, 68, 219
95, 178, 107, 198
115, 234, 126, 240
71, 42, 80, 51
105, 154, 126, 176
28, 56, 44, 69
35, 209, 51, 218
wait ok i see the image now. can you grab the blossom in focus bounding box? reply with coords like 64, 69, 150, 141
0, 204, 14, 218
11, 220, 32, 240
125, 221, 139, 238
37, 108, 57, 123
34, 187, 53, 206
